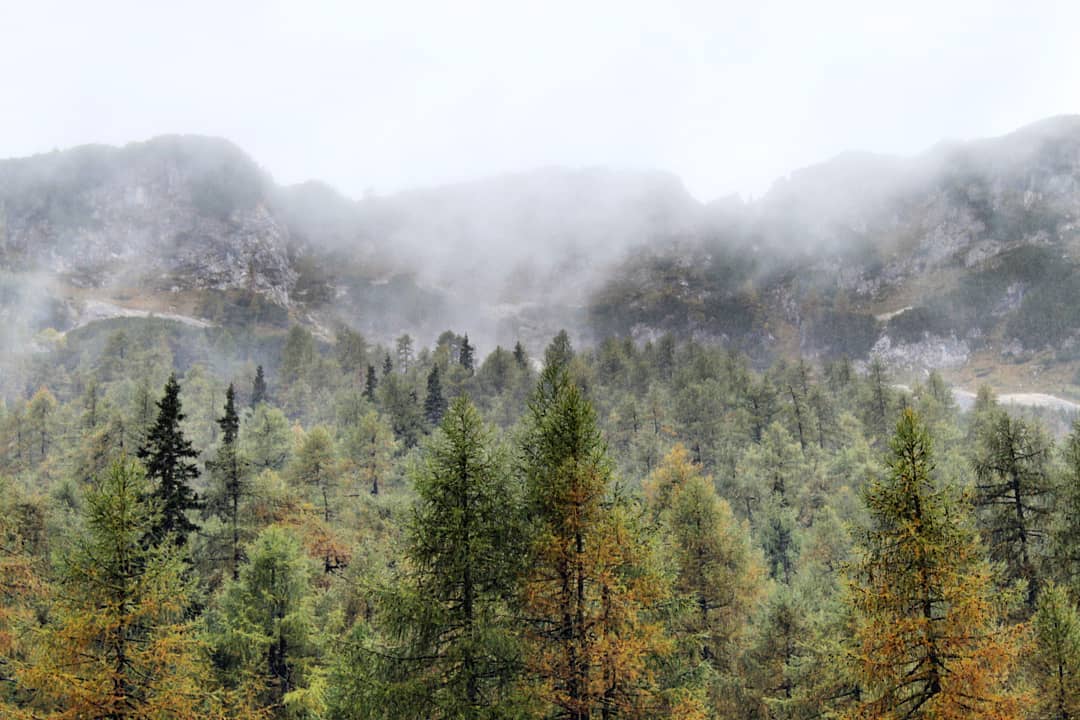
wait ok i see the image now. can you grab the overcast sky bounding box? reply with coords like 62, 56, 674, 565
2, 0, 1079, 201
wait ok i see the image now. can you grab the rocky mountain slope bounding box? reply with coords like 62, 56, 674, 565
4, 117, 1080, 392
594, 116, 1080, 387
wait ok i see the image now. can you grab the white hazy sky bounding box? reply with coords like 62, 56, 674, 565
2, 0, 1079, 201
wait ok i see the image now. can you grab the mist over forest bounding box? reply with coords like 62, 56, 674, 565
6, 3, 1080, 718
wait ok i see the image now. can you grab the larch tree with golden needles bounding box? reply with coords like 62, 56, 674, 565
20, 457, 220, 720
519, 360, 674, 719
652, 445, 764, 716
844, 409, 1024, 720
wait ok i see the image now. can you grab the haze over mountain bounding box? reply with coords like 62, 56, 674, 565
4, 115, 1080, 395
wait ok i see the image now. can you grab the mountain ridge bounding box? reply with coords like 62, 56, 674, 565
4, 116, 1080, 393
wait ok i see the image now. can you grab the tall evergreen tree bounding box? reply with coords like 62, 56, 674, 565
364, 364, 378, 402
513, 341, 528, 369
138, 373, 201, 547
543, 330, 573, 371
459, 334, 475, 374
844, 409, 1023, 720
206, 384, 250, 581
382, 353, 393, 377
251, 364, 268, 406
353, 396, 525, 718
424, 365, 448, 425
973, 409, 1054, 608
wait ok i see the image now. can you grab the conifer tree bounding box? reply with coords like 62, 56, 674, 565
396, 334, 414, 373
20, 458, 218, 718
364, 364, 378, 402
1030, 581, 1080, 720
210, 526, 320, 718
513, 341, 528, 369
138, 372, 201, 546
519, 364, 672, 718
358, 396, 525, 718
252, 364, 268, 406
290, 426, 338, 524
206, 384, 251, 581
661, 455, 763, 709
460, 334, 475, 374
424, 365, 448, 425
844, 409, 1023, 720
544, 329, 573, 371
1053, 419, 1080, 598
973, 409, 1053, 608
342, 410, 397, 496
383, 353, 393, 377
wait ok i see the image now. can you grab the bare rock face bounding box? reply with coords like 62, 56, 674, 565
0, 136, 297, 305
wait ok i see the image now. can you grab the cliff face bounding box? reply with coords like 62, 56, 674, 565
595, 116, 1080, 371
0, 136, 297, 306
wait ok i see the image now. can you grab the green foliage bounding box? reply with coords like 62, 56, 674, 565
138, 372, 201, 546
845, 409, 1024, 720
1030, 582, 1080, 720
346, 396, 524, 718
209, 526, 322, 718
972, 409, 1054, 609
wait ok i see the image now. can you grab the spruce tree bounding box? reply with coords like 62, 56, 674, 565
206, 384, 250, 580
138, 373, 201, 547
382, 353, 393, 377
845, 409, 1023, 720
251, 364, 267, 406
459, 333, 474, 374
513, 340, 528, 369
364, 364, 378, 402
424, 365, 447, 425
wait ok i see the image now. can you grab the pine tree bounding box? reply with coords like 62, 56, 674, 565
20, 458, 218, 718
383, 353, 393, 377
252, 365, 268, 406
844, 409, 1023, 720
364, 364, 378, 402
138, 373, 201, 547
358, 396, 525, 718
206, 384, 251, 581
424, 365, 448, 425
460, 334, 475, 374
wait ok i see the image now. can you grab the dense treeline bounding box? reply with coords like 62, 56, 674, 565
2, 319, 1080, 719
